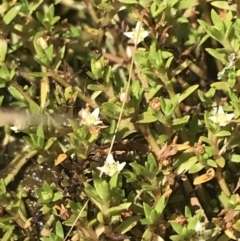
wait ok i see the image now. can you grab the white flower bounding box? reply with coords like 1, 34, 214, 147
209, 106, 234, 127
124, 21, 149, 45
81, 108, 102, 126
192, 221, 211, 241
10, 119, 26, 132
10, 125, 20, 132
97, 154, 126, 177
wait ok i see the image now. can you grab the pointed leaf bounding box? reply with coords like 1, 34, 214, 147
178, 85, 199, 103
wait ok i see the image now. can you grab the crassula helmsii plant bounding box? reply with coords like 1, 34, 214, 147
1, 0, 240, 240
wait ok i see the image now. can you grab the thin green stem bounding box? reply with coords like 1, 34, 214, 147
138, 124, 161, 156
211, 135, 231, 196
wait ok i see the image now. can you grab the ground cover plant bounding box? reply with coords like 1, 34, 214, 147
1, 0, 240, 240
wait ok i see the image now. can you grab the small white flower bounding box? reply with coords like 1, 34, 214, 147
10, 119, 26, 132
97, 154, 126, 177
81, 108, 102, 126
209, 106, 234, 127
192, 221, 211, 241
124, 21, 149, 45
10, 125, 20, 132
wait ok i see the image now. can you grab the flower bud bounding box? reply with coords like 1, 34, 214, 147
149, 97, 161, 111
119, 91, 130, 103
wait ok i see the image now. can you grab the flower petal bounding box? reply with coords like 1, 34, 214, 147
135, 21, 142, 31
117, 162, 126, 172
211, 107, 218, 115
97, 166, 107, 173
195, 221, 203, 232
217, 106, 224, 114
209, 116, 217, 123
123, 31, 134, 39
81, 108, 88, 119
226, 113, 234, 121
106, 154, 115, 164
142, 30, 149, 38
91, 108, 100, 118
94, 120, 102, 125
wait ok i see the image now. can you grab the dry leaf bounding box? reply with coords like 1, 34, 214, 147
193, 168, 215, 185
24, 217, 33, 229
55, 153, 67, 166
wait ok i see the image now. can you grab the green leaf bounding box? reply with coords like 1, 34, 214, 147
93, 172, 110, 203
211, 82, 230, 92
54, 46, 65, 70
170, 221, 183, 234
189, 163, 205, 174
185, 206, 192, 218
84, 183, 103, 210
149, 209, 158, 224
130, 162, 155, 180
142, 229, 154, 241
0, 96, 4, 105
172, 115, 190, 126
216, 156, 225, 168
205, 48, 227, 64
154, 196, 165, 215
143, 202, 152, 219
23, 136, 34, 147
55, 221, 64, 239
106, 203, 132, 216
29, 101, 41, 115
114, 215, 141, 234
0, 64, 10, 80
33, 32, 45, 57
109, 172, 119, 190
37, 136, 45, 148
44, 137, 57, 150
8, 86, 25, 101
210, 27, 223, 42
37, 123, 45, 139
233, 220, 240, 232
138, 111, 157, 123
178, 85, 199, 103
211, 1, 237, 11
51, 16, 60, 25
198, 19, 212, 37
1, 226, 14, 241
0, 179, 6, 196
176, 155, 198, 175
215, 131, 231, 137
211, 9, 224, 31
87, 84, 103, 91
206, 159, 217, 168
45, 44, 54, 63
231, 154, 240, 163
45, 4, 55, 22
176, 0, 199, 9
3, 4, 21, 24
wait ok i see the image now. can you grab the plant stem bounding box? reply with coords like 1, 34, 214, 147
2, 148, 38, 186
211, 135, 231, 196
138, 124, 161, 156
216, 167, 231, 196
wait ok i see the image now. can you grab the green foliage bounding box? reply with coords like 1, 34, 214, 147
36, 181, 63, 214
2, 0, 240, 240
